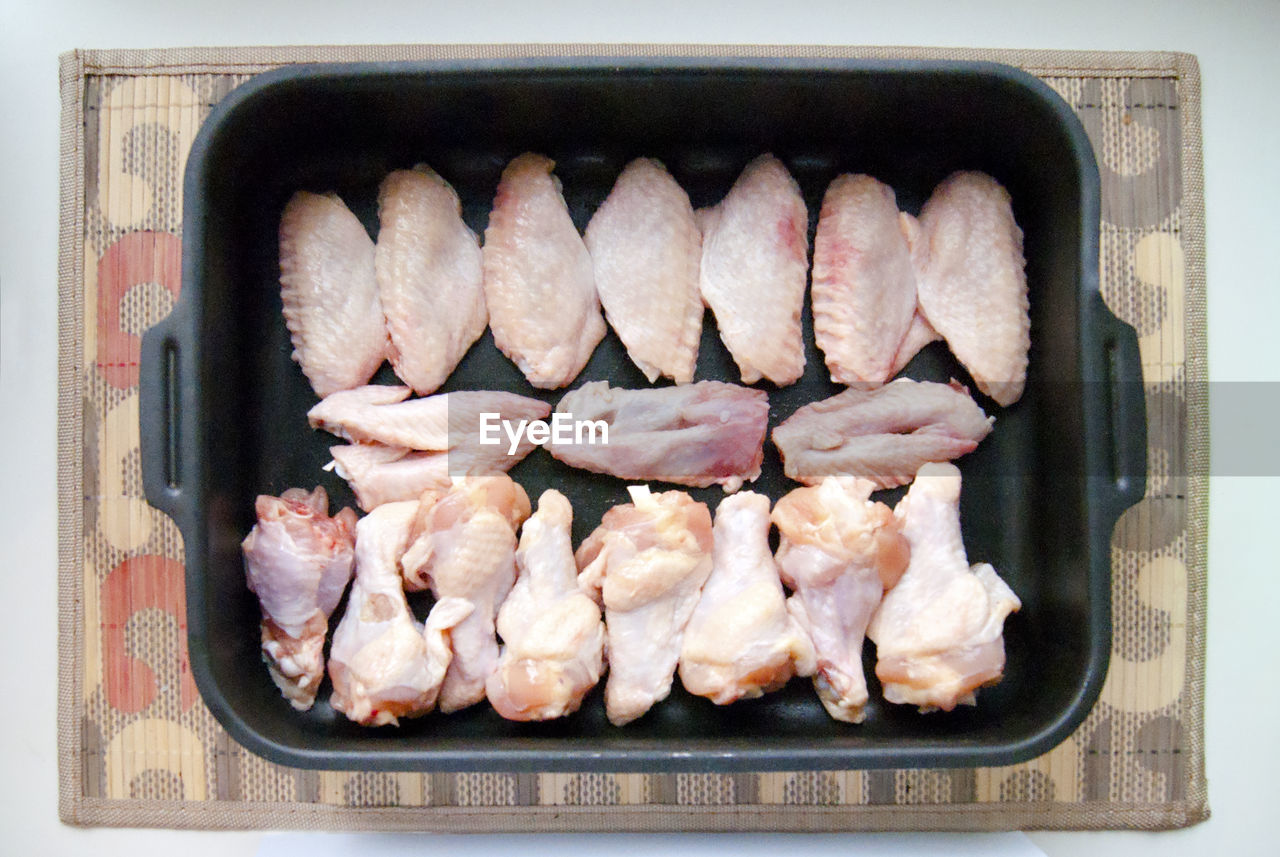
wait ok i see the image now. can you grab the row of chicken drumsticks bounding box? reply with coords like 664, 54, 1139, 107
242, 464, 1019, 728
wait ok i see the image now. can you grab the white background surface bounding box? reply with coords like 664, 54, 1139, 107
2, 0, 1276, 854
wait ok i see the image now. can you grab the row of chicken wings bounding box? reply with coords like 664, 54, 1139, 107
280, 153, 1028, 405
242, 463, 1019, 728
305, 375, 993, 512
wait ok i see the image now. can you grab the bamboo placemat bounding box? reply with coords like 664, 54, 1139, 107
56, 44, 1208, 831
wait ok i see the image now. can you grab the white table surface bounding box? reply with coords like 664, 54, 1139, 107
3, 0, 1276, 854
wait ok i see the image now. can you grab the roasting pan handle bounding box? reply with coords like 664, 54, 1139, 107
139, 297, 196, 533
1090, 294, 1148, 515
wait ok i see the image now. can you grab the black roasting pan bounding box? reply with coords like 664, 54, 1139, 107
140, 56, 1147, 772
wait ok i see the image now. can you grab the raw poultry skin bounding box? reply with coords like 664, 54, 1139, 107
867, 462, 1021, 712
698, 153, 808, 387
549, 380, 769, 492
888, 309, 942, 378
772, 378, 994, 490
307, 385, 550, 452
811, 174, 919, 387
375, 166, 487, 395
278, 191, 388, 397
400, 476, 532, 713
487, 490, 605, 721
679, 492, 816, 705
327, 443, 449, 513
915, 171, 1030, 407
327, 501, 472, 726
886, 212, 944, 377
482, 153, 606, 389
584, 157, 703, 384
773, 477, 909, 723
309, 386, 551, 511
241, 487, 357, 710
576, 486, 714, 726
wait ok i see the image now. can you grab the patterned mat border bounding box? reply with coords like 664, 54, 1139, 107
56, 43, 1209, 831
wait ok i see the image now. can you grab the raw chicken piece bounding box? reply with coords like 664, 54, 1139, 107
549, 380, 769, 492
312, 387, 550, 506
884, 213, 942, 377
899, 209, 926, 271
487, 490, 605, 720
308, 385, 550, 452
584, 158, 703, 383
401, 476, 532, 713
326, 431, 552, 513
915, 171, 1030, 406
328, 501, 472, 726
327, 444, 450, 512
375, 166, 487, 395
772, 378, 994, 490
698, 154, 808, 386
811, 175, 918, 386
887, 311, 942, 378
241, 486, 357, 710
679, 492, 816, 704
576, 486, 714, 726
867, 462, 1021, 711
482, 153, 606, 388
773, 477, 909, 723
278, 191, 387, 397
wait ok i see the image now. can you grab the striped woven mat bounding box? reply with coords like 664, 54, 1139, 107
56, 44, 1207, 831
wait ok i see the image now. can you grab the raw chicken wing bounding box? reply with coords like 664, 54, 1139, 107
241, 486, 357, 710
888, 310, 942, 378
772, 378, 994, 490
811, 174, 918, 386
576, 486, 713, 726
278, 191, 387, 397
915, 171, 1030, 406
310, 386, 551, 510
884, 213, 942, 376
308, 385, 550, 452
487, 490, 605, 720
375, 166, 487, 395
482, 153, 606, 388
698, 154, 808, 386
400, 476, 532, 713
328, 501, 472, 726
549, 380, 769, 492
679, 492, 816, 704
867, 462, 1021, 711
773, 478, 909, 723
585, 157, 703, 383
327, 444, 449, 512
